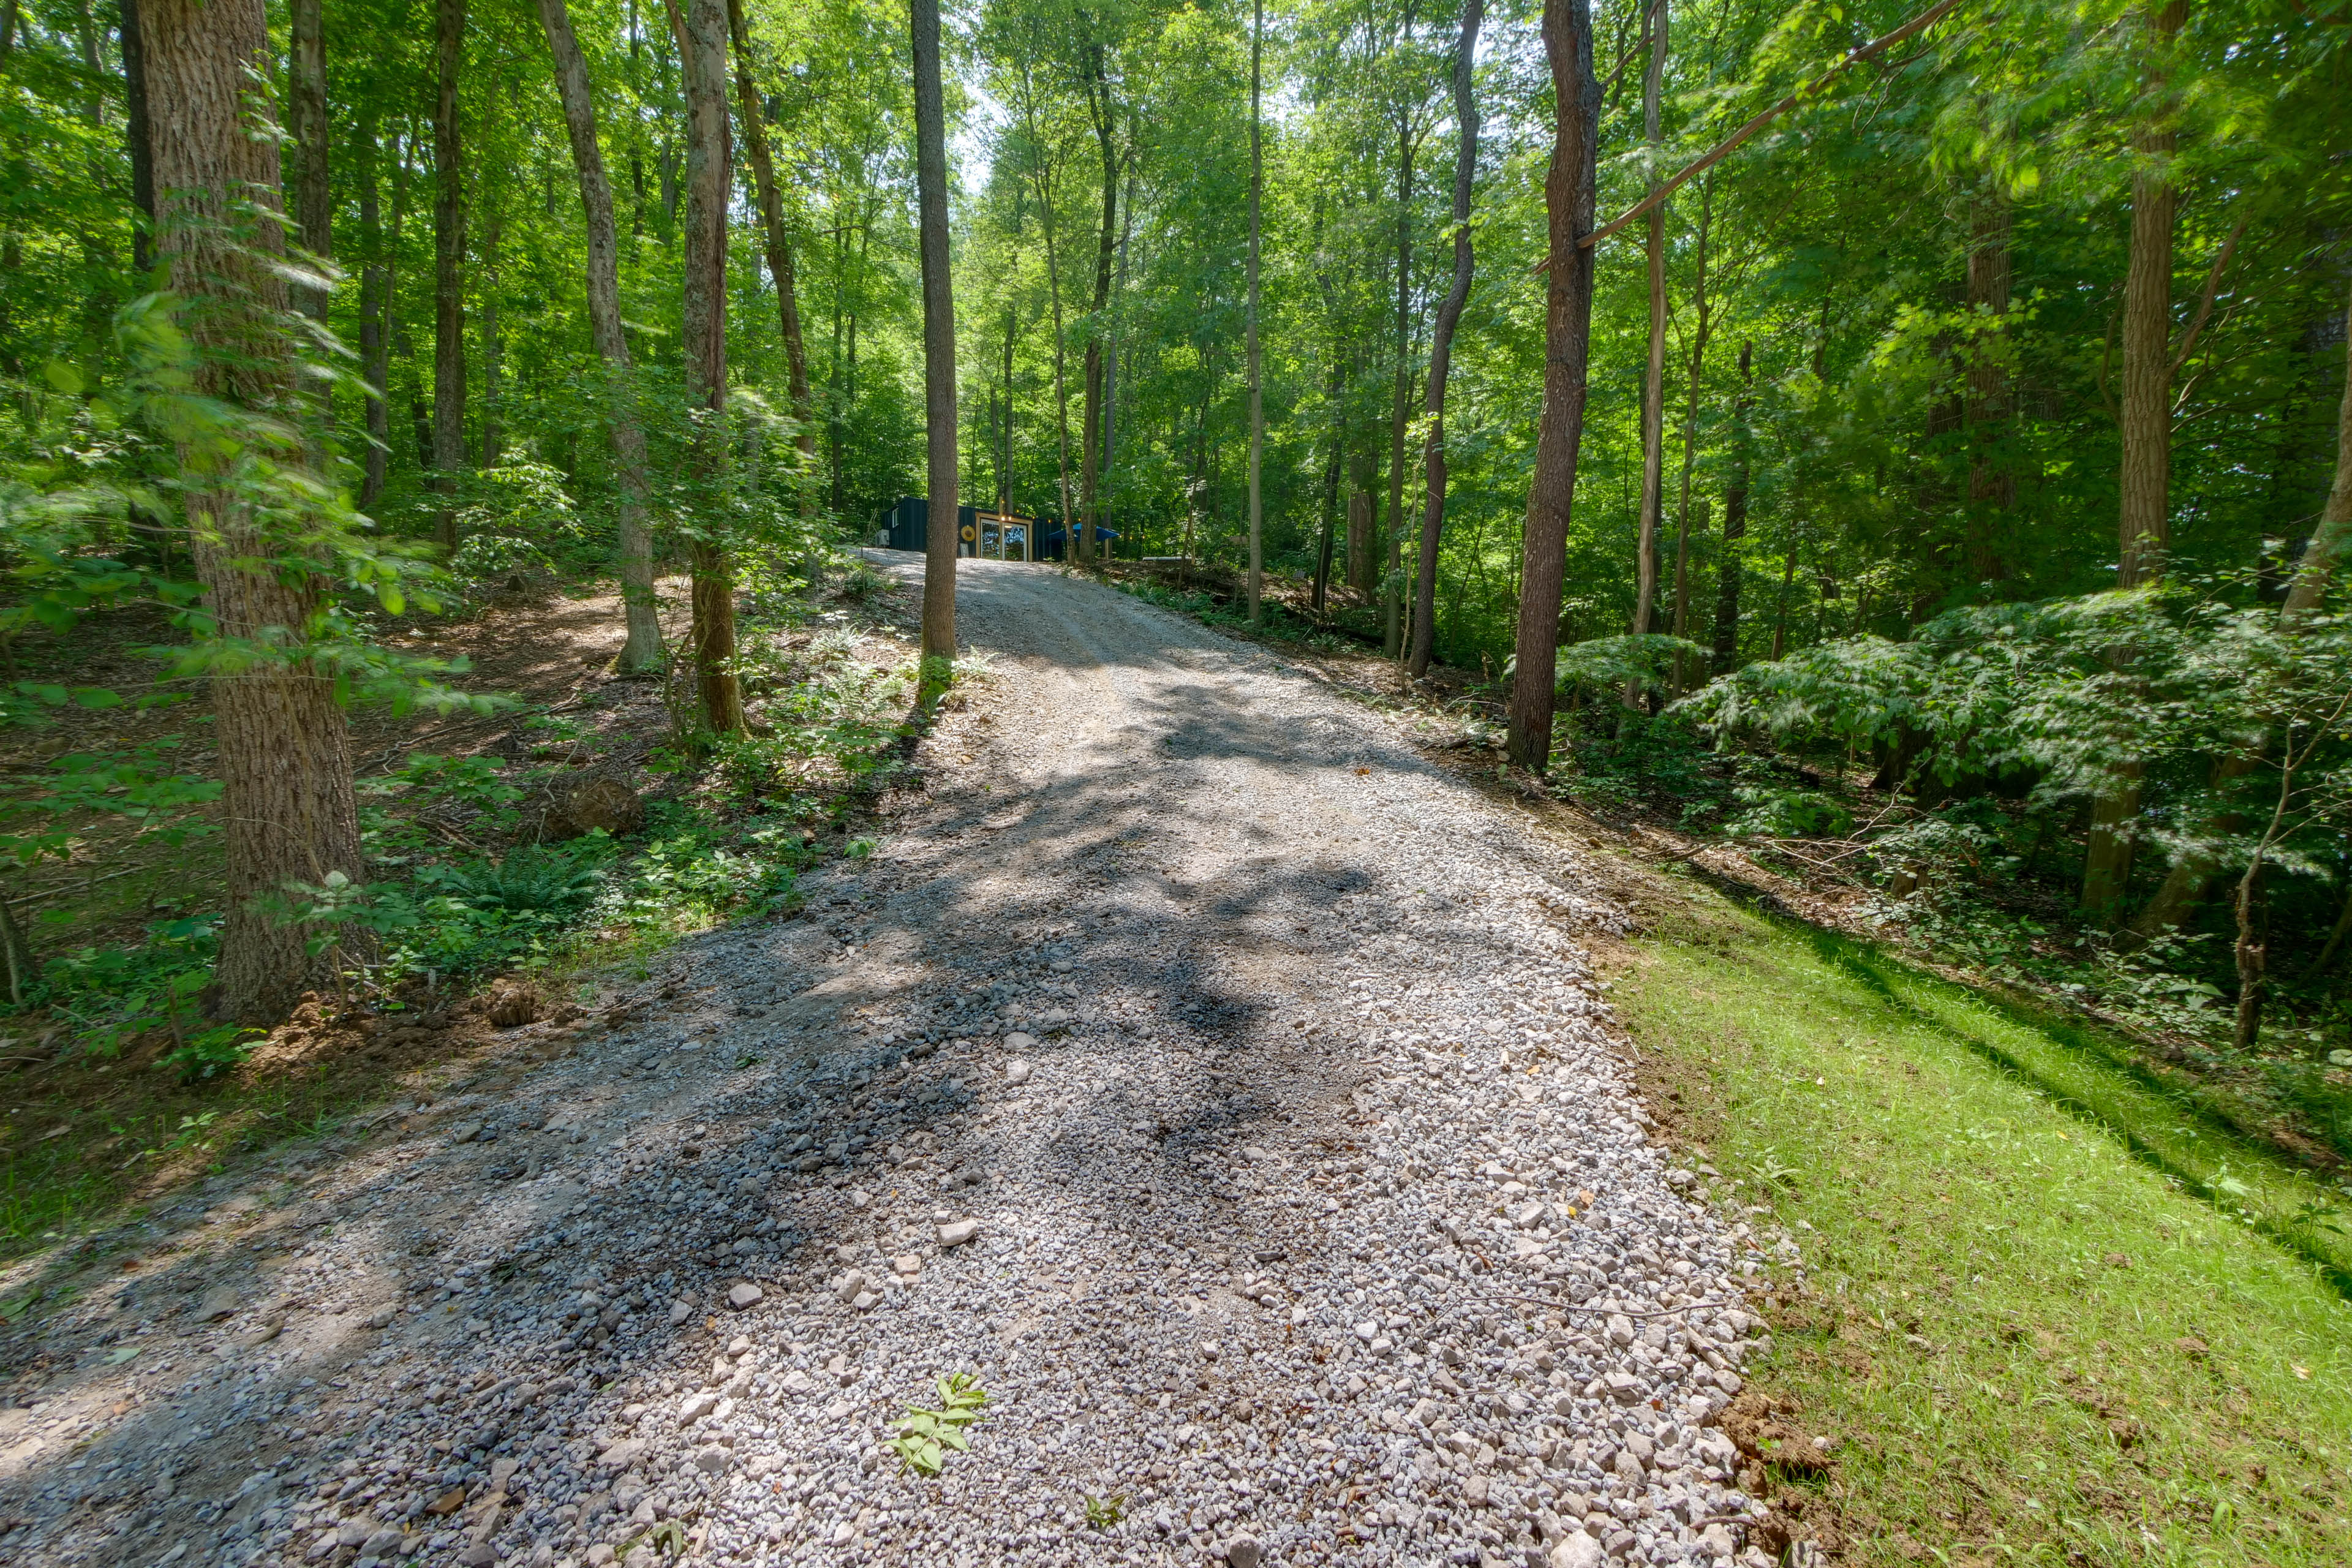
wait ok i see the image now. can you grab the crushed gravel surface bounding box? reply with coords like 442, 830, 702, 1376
0, 556, 1793, 1568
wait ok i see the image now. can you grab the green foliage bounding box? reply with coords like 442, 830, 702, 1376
884, 1372, 990, 1477
160, 1026, 265, 1084
1083, 1492, 1128, 1529
1721, 783, 1853, 839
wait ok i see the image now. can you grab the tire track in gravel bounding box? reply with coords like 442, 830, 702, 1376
0, 555, 1792, 1568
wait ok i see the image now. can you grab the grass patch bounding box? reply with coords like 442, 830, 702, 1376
1607, 875, 2352, 1566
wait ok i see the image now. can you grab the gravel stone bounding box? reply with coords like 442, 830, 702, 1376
0, 560, 1791, 1568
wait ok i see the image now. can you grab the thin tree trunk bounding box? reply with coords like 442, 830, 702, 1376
537, 0, 662, 669
120, 0, 156, 274
480, 200, 503, 469
288, 0, 330, 318
1771, 528, 1797, 660
145, 0, 364, 1022
1711, 340, 1752, 675
1668, 170, 1713, 693
1411, 0, 1482, 682
1000, 297, 1017, 513
1504, 0, 1600, 773
357, 118, 390, 508
1028, 110, 1076, 562
677, 0, 741, 733
726, 0, 816, 513
1080, 50, 1119, 564
1245, 0, 1263, 622
1385, 116, 1417, 658
2086, 0, 2187, 919
1314, 355, 1343, 614
431, 0, 468, 552
1626, 0, 1668, 705
913, 0, 958, 679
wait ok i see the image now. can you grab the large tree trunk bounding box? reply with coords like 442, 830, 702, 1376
143, 0, 364, 1023
1245, 0, 1263, 621
1626, 0, 1668, 705
913, 0, 957, 679
726, 0, 816, 514
1711, 341, 1752, 676
2084, 0, 2186, 919
288, 0, 330, 318
1410, 0, 1482, 681
1505, 0, 1600, 772
431, 0, 467, 552
537, 0, 663, 671
678, 0, 741, 733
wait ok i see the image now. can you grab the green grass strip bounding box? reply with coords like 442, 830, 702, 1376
1611, 875, 2352, 1566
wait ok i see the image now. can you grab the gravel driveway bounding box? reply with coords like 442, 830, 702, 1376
0, 556, 1787, 1568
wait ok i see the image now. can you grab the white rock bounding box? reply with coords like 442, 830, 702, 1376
727, 1283, 764, 1309
1549, 1532, 1605, 1568
937, 1219, 980, 1246
1005, 1059, 1033, 1086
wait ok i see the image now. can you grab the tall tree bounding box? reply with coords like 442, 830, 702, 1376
142, 0, 366, 1021
913, 0, 957, 682
2082, 0, 2187, 920
288, 0, 330, 318
1667, 172, 1713, 693
1078, 30, 1121, 562
1625, 0, 1668, 705
1382, 51, 1425, 659
1506, 0, 1600, 772
1245, 0, 1263, 622
1408, 0, 1480, 681
537, 0, 663, 670
677, 0, 742, 733
726, 0, 818, 517
430, 0, 467, 552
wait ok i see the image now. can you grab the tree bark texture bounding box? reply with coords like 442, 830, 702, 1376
2087, 0, 2186, 918
1506, 0, 1600, 773
679, 0, 741, 733
913, 0, 958, 675
726, 0, 817, 508
537, 0, 663, 669
1411, 0, 1482, 681
1316, 353, 1343, 614
431, 0, 468, 552
143, 0, 364, 1023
